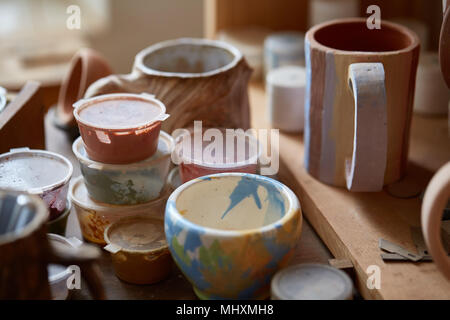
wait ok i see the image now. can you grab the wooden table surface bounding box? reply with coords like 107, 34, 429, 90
44, 90, 333, 299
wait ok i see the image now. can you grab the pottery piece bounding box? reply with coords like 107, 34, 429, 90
421, 162, 450, 280
70, 176, 170, 245
56, 48, 112, 128
304, 18, 420, 192
271, 264, 353, 300
0, 147, 73, 219
104, 216, 172, 285
0, 86, 6, 113
264, 31, 305, 77
165, 173, 302, 299
46, 199, 71, 235
173, 128, 261, 183
414, 52, 450, 115
440, 0, 450, 89
72, 131, 174, 205
308, 0, 359, 27
0, 191, 104, 299
73, 93, 169, 164
218, 27, 271, 81
84, 38, 252, 133
47, 234, 83, 300
266, 66, 306, 132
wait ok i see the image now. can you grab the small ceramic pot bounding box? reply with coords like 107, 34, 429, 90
47, 234, 83, 300
56, 48, 112, 128
264, 31, 305, 77
266, 66, 306, 132
0, 148, 73, 220
70, 176, 170, 245
72, 131, 174, 205
73, 93, 169, 164
104, 216, 172, 285
165, 173, 302, 299
46, 199, 71, 235
173, 128, 261, 183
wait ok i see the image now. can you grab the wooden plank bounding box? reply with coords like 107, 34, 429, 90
0, 81, 45, 153
249, 82, 450, 300
204, 0, 308, 38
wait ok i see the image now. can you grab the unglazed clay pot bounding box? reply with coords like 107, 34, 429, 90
56, 48, 112, 128
84, 38, 252, 133
165, 173, 302, 299
304, 18, 419, 192
421, 162, 450, 281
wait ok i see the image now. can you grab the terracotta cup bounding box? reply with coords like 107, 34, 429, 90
421, 162, 450, 281
305, 18, 419, 192
0, 190, 105, 299
56, 48, 112, 128
84, 38, 252, 133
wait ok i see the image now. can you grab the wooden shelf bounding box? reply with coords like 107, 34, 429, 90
249, 82, 450, 300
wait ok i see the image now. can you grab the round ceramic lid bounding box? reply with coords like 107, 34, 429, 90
0, 148, 72, 193
106, 217, 167, 252
271, 264, 353, 300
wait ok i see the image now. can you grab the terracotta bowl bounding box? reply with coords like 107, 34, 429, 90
56, 48, 112, 128
73, 93, 169, 164
165, 173, 302, 299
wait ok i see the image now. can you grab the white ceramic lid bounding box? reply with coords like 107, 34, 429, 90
104, 216, 167, 253
271, 263, 353, 300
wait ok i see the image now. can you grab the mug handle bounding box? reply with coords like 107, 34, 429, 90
84, 71, 141, 98
346, 63, 388, 192
421, 162, 450, 280
47, 241, 106, 299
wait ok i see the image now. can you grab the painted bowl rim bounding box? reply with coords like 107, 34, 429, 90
72, 131, 174, 169
166, 172, 301, 236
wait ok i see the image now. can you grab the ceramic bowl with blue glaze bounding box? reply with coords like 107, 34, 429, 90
164, 173, 302, 300
73, 131, 173, 205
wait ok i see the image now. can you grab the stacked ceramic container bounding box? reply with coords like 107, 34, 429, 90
69, 93, 174, 245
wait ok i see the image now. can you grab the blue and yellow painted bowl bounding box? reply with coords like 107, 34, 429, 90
165, 173, 302, 299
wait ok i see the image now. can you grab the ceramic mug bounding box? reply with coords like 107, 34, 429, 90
0, 190, 105, 299
304, 18, 420, 192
